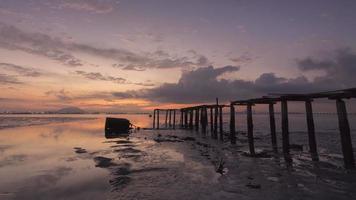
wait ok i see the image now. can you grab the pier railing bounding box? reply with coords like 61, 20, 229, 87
152, 88, 356, 169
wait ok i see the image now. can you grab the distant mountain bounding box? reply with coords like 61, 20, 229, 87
56, 107, 85, 114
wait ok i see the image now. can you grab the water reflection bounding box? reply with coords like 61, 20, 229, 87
0, 114, 356, 199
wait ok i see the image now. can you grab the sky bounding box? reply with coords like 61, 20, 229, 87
0, 0, 356, 112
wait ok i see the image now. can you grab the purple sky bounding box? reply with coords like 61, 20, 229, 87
0, 0, 356, 112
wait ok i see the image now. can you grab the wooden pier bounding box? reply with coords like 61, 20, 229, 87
151, 88, 356, 169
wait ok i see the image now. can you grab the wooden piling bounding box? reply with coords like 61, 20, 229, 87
157, 110, 160, 129
269, 103, 277, 152
169, 110, 172, 127
165, 110, 168, 128
210, 107, 213, 132
202, 107, 207, 134
305, 100, 319, 161
281, 100, 291, 162
180, 110, 183, 128
195, 108, 199, 131
153, 109, 156, 129
184, 110, 188, 129
214, 106, 218, 139
189, 110, 193, 130
173, 110, 176, 129
230, 104, 236, 144
247, 103, 255, 155
219, 106, 223, 139
336, 99, 355, 169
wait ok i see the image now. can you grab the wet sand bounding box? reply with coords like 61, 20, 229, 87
0, 116, 356, 199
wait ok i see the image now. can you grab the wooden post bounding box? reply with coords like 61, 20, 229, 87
247, 103, 255, 155
189, 110, 193, 130
210, 107, 213, 132
195, 108, 199, 131
214, 106, 218, 139
165, 110, 168, 128
219, 106, 223, 139
269, 103, 277, 152
336, 99, 355, 169
281, 100, 291, 162
169, 110, 172, 127
173, 110, 176, 130
180, 110, 183, 128
157, 110, 160, 129
152, 109, 155, 129
305, 100, 319, 161
184, 110, 188, 128
202, 107, 207, 134
230, 103, 236, 144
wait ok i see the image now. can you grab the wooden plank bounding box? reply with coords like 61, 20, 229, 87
281, 100, 291, 162
247, 103, 255, 155
305, 100, 319, 161
269, 103, 277, 152
230, 104, 236, 144
336, 99, 355, 169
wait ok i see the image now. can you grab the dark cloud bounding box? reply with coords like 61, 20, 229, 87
229, 52, 255, 65
0, 73, 22, 84
0, 63, 42, 77
113, 48, 356, 103
297, 48, 356, 88
75, 70, 126, 84
45, 89, 72, 101
112, 92, 135, 99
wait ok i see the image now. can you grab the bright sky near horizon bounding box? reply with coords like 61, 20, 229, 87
1, 0, 356, 112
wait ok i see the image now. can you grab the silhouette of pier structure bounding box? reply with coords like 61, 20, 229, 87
152, 88, 356, 169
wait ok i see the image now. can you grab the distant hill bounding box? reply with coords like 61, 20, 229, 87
56, 107, 85, 114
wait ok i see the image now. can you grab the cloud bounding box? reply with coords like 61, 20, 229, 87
0, 63, 42, 77
0, 23, 83, 67
0, 22, 209, 70
0, 73, 22, 84
75, 70, 126, 84
58, 0, 116, 14
45, 89, 72, 101
297, 48, 356, 88
114, 48, 356, 104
